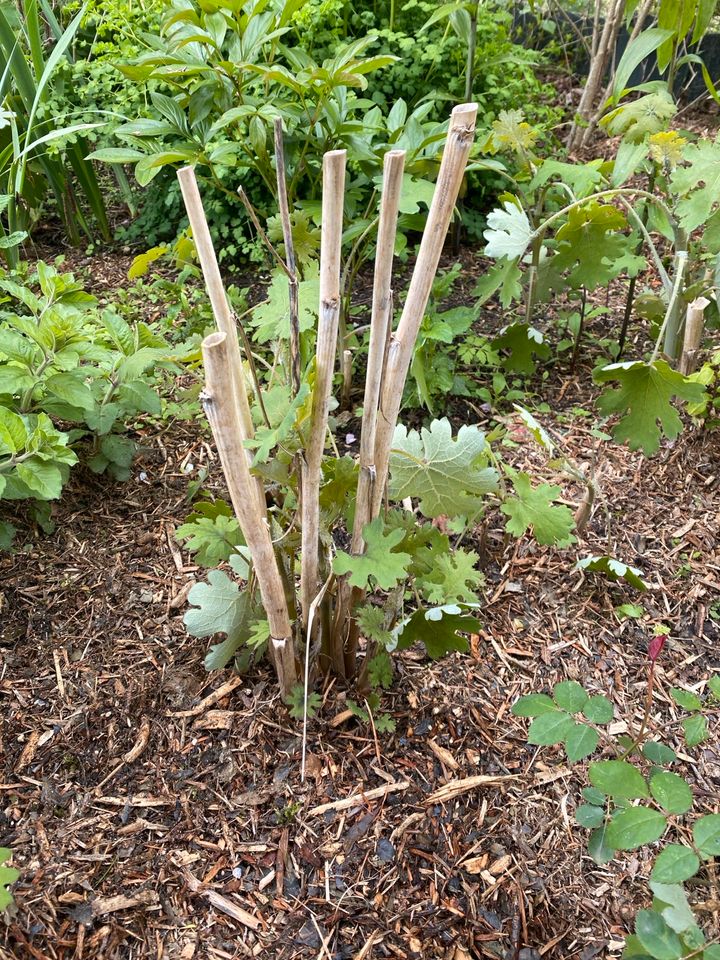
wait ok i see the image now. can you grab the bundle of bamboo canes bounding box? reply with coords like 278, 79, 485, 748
177, 102, 477, 697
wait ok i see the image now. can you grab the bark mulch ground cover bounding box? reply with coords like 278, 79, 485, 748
1, 251, 719, 960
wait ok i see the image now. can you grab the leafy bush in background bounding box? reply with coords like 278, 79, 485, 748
0, 260, 171, 546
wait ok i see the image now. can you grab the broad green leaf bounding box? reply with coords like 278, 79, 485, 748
487, 109, 539, 153
671, 136, 720, 234
588, 824, 615, 864
367, 650, 393, 689
583, 696, 614, 723
529, 158, 605, 199
651, 845, 700, 883
0, 521, 16, 547
501, 472, 576, 547
606, 807, 667, 849
527, 710, 574, 745
251, 263, 319, 342
693, 814, 720, 857
708, 675, 720, 700
333, 518, 411, 590
473, 258, 522, 309
553, 680, 588, 712
0, 408, 27, 454
44, 373, 94, 411
682, 714, 708, 747
542, 202, 644, 292
649, 772, 692, 814
642, 742, 677, 765
511, 694, 557, 717
635, 909, 682, 960
670, 687, 702, 711
565, 722, 599, 762
389, 419, 498, 519
493, 323, 550, 374
184, 569, 244, 638
575, 804, 605, 828
394, 605, 477, 660
246, 381, 311, 465
602, 91, 677, 142
589, 760, 649, 799
16, 460, 63, 500
621, 933, 654, 958
416, 547, 483, 604
0, 849, 18, 910
483, 200, 532, 260
577, 555, 648, 590
649, 882, 697, 934
583, 786, 606, 805
176, 514, 245, 568
594, 360, 706, 456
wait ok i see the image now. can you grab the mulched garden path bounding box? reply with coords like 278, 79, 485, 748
1, 247, 719, 960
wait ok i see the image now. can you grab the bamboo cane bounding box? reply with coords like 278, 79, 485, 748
274, 118, 301, 397
177, 167, 254, 441
353, 149, 405, 550
300, 150, 346, 639
370, 104, 477, 519
201, 331, 298, 698
332, 149, 406, 676
679, 297, 709, 375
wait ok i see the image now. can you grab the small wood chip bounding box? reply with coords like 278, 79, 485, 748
309, 781, 410, 816
192, 709, 235, 731
93, 890, 159, 916
428, 739, 459, 771
15, 730, 40, 772
123, 716, 151, 763
166, 676, 243, 718
179, 865, 260, 930
425, 774, 517, 804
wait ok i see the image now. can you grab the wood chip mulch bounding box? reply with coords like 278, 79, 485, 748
1, 248, 719, 960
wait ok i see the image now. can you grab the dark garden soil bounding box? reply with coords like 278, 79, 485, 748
1, 238, 719, 960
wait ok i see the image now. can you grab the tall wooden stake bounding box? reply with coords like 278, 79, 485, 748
300, 150, 346, 645
370, 103, 477, 519
201, 331, 298, 698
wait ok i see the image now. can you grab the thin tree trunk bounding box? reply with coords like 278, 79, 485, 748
679, 297, 708, 374
567, 0, 625, 152
273, 118, 301, 397
580, 0, 654, 149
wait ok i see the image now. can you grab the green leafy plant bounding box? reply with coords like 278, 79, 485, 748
0, 1, 110, 264
0, 261, 169, 545
513, 636, 720, 960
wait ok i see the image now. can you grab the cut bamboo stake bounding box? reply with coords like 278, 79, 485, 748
177, 166, 266, 519
333, 149, 405, 675
274, 118, 301, 397
370, 104, 477, 519
177, 167, 254, 441
201, 331, 298, 698
353, 149, 405, 551
300, 150, 346, 641
679, 297, 709, 375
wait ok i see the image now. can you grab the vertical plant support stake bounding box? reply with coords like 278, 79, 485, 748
371, 103, 478, 518
300, 150, 347, 641
201, 331, 298, 698
333, 149, 406, 674
679, 297, 709, 375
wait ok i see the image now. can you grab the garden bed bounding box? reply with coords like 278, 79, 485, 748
1, 253, 718, 960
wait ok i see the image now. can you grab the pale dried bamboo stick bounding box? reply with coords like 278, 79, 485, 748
274, 118, 301, 396
177, 167, 254, 439
201, 331, 298, 698
332, 149, 405, 677
679, 297, 709, 375
300, 150, 346, 634
370, 104, 477, 518
353, 149, 405, 552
